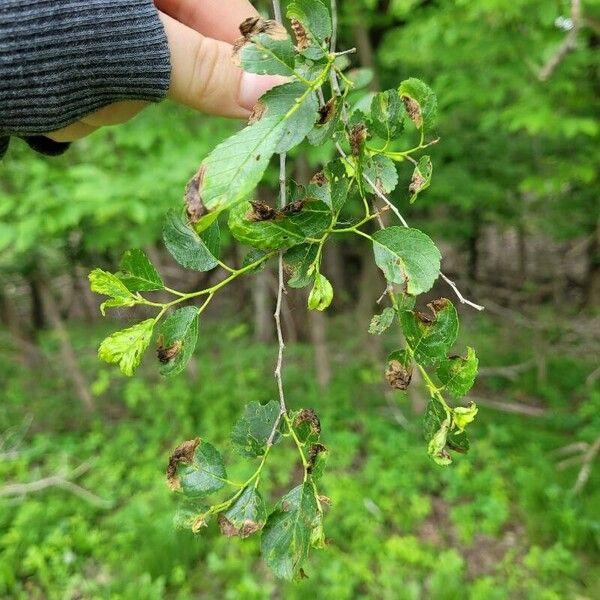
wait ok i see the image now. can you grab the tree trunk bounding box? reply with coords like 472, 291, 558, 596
38, 278, 95, 412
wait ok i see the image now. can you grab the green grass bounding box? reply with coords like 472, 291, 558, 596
0, 313, 598, 599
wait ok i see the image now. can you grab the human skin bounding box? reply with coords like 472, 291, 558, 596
46, 0, 282, 142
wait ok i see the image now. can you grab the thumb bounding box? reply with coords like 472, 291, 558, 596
159, 12, 284, 119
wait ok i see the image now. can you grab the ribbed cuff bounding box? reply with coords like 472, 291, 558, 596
0, 0, 171, 138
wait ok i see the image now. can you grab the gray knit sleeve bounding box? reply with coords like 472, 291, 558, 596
0, 0, 171, 158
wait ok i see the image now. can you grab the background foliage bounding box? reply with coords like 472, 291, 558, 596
0, 0, 598, 597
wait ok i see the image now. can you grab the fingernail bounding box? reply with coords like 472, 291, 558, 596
238, 72, 287, 110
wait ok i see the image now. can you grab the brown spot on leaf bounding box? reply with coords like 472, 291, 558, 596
157, 336, 182, 364
184, 165, 207, 223
294, 408, 321, 435
402, 95, 423, 128
409, 170, 426, 194
319, 495, 332, 506
317, 97, 336, 125
307, 443, 327, 474
281, 500, 291, 512
298, 568, 309, 580
281, 198, 305, 215
166, 438, 200, 491
415, 310, 434, 325
290, 18, 310, 51
310, 171, 328, 186
218, 514, 262, 539
248, 102, 266, 124
246, 200, 279, 222
233, 17, 288, 62
385, 359, 413, 390
429, 298, 449, 313
191, 515, 208, 532
349, 124, 367, 156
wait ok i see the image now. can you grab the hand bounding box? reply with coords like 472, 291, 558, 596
47, 0, 282, 142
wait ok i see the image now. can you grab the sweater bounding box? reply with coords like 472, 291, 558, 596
0, 0, 171, 159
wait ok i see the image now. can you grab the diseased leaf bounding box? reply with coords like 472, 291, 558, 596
239, 33, 296, 77
423, 398, 452, 466
400, 298, 459, 366
385, 349, 413, 390
163, 210, 219, 272
284, 243, 318, 288
117, 249, 164, 292
368, 306, 396, 335
261, 482, 320, 580
293, 408, 321, 444
308, 273, 333, 311
409, 155, 433, 203
231, 400, 281, 457
398, 78, 437, 131
364, 155, 398, 194
98, 319, 154, 376
286, 0, 332, 58
157, 306, 199, 377
437, 347, 478, 398
370, 90, 405, 140
453, 402, 478, 432
89, 268, 137, 316
372, 226, 441, 295
219, 486, 267, 539
307, 443, 328, 481
175, 441, 227, 498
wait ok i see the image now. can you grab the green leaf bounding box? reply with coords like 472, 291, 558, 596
398, 78, 437, 131
292, 408, 321, 444
409, 155, 433, 203
423, 398, 452, 466
288, 200, 332, 238
261, 482, 320, 580
260, 82, 319, 152
157, 307, 199, 377
89, 268, 136, 316
239, 33, 296, 77
368, 306, 396, 335
228, 202, 305, 250
364, 155, 398, 194
308, 273, 333, 311
242, 249, 268, 272
400, 298, 459, 366
231, 400, 281, 458
199, 84, 316, 222
372, 226, 441, 295
219, 486, 267, 538
437, 347, 478, 398
307, 444, 328, 482
287, 0, 332, 55
370, 90, 405, 140
284, 243, 318, 288
163, 210, 219, 272
453, 402, 478, 432
98, 319, 154, 376
117, 249, 164, 292
307, 98, 342, 146
176, 441, 227, 498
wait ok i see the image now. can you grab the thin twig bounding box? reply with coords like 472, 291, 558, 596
268, 0, 288, 446
539, 0, 581, 81
572, 435, 600, 495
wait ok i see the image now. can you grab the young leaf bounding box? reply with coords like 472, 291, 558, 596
174, 441, 227, 498
231, 400, 281, 458
284, 243, 318, 288
453, 402, 478, 432
261, 482, 320, 580
157, 306, 199, 377
364, 155, 398, 194
117, 249, 164, 292
371, 227, 441, 295
89, 268, 137, 316
98, 319, 154, 376
423, 398, 453, 466
368, 306, 396, 335
398, 78, 437, 131
437, 347, 478, 398
163, 210, 219, 272
409, 156, 433, 203
400, 298, 459, 366
308, 273, 333, 311
219, 486, 267, 538
370, 90, 405, 140
286, 0, 332, 58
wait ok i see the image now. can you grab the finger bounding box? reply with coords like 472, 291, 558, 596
159, 11, 285, 118
81, 100, 149, 127
46, 120, 99, 142
155, 0, 259, 43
